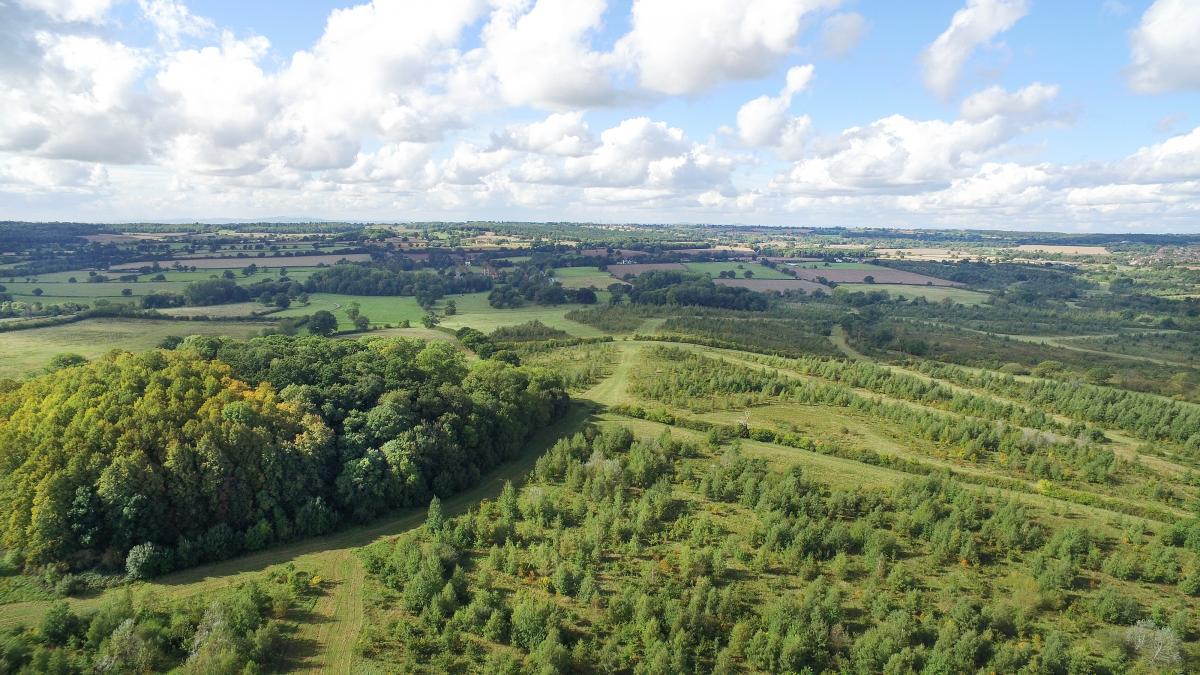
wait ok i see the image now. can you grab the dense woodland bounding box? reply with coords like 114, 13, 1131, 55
0, 336, 567, 578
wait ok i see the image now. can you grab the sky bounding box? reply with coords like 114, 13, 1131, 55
0, 0, 1197, 231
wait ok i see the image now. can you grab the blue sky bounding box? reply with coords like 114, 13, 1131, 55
0, 0, 1197, 230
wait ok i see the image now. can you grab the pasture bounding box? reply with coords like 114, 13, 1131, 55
0, 318, 273, 378
435, 292, 605, 337
550, 266, 616, 288
682, 261, 792, 279
273, 293, 427, 330
838, 283, 989, 304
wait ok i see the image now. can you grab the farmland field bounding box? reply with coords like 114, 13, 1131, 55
682, 261, 793, 279
789, 263, 959, 286
837, 283, 989, 304
607, 261, 686, 277
435, 291, 606, 337
713, 277, 830, 293
550, 266, 616, 288
273, 293, 427, 330
0, 317, 273, 377
110, 252, 371, 269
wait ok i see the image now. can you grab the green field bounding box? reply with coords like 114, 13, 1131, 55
435, 291, 605, 337
273, 293, 428, 331
837, 283, 990, 304
2, 268, 318, 304
550, 266, 616, 288
682, 261, 792, 279
0, 318, 274, 378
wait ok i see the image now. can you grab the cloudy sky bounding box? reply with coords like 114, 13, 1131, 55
0, 0, 1197, 230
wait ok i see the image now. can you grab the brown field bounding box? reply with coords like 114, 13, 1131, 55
609, 262, 687, 278
1015, 245, 1110, 255
714, 278, 830, 294
112, 253, 371, 270
791, 268, 959, 286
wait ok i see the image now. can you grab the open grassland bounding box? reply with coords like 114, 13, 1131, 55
790, 263, 959, 286
274, 293, 427, 330
607, 262, 686, 278
550, 266, 616, 288
0, 318, 272, 378
838, 283, 990, 304
434, 291, 606, 337
2, 268, 318, 304
681, 261, 793, 279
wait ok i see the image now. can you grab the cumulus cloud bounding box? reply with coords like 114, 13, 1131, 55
616, 0, 839, 95
735, 64, 815, 159
139, 0, 213, 45
921, 0, 1029, 99
1128, 0, 1200, 94
820, 12, 868, 58
0, 155, 108, 190
466, 0, 615, 108
1, 0, 1199, 229
0, 32, 148, 163
17, 0, 112, 23
775, 83, 1063, 195
491, 112, 596, 157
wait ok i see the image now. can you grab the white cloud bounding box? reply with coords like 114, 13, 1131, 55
616, 0, 839, 95
1119, 125, 1200, 182
735, 64, 814, 159
17, 0, 112, 23
820, 12, 867, 58
1128, 0, 1200, 94
0, 155, 108, 190
959, 82, 1060, 121
921, 0, 1029, 99
0, 33, 148, 163
492, 112, 596, 157
467, 0, 615, 108
775, 83, 1063, 194
139, 0, 213, 45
